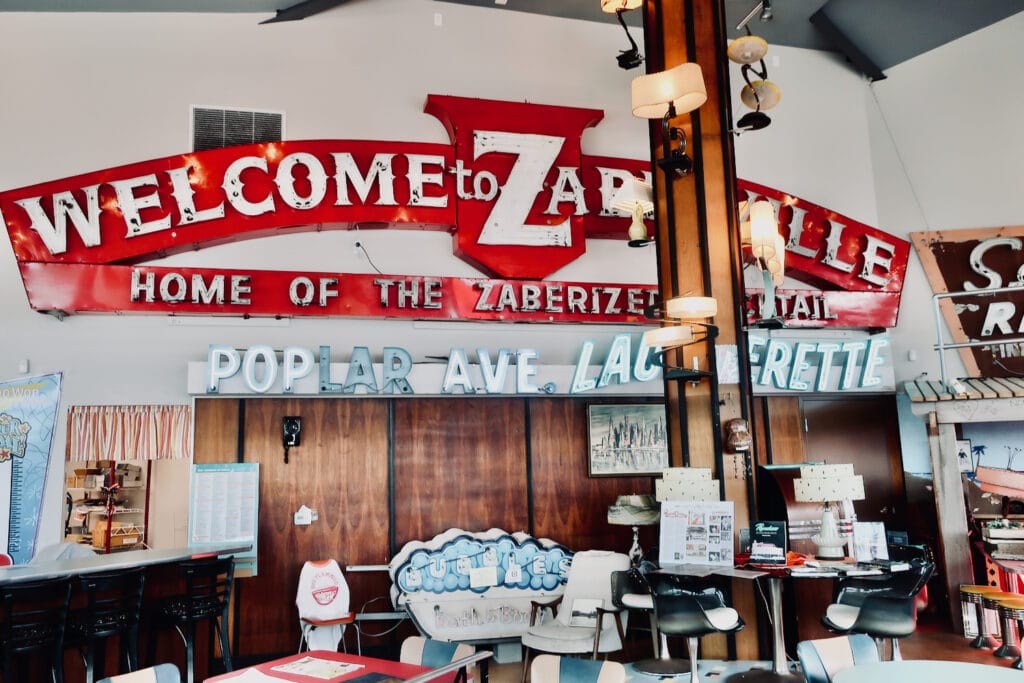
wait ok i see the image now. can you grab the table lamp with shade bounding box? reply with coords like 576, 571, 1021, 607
793, 463, 865, 560
607, 494, 660, 565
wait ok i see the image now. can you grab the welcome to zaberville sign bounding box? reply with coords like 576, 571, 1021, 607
1, 95, 908, 328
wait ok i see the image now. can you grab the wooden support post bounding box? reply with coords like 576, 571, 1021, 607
927, 412, 972, 634
640, 0, 757, 659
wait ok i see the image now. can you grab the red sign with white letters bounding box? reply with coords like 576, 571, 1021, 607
0, 95, 906, 328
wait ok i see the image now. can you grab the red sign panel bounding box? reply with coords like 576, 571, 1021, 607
737, 181, 909, 329
0, 94, 908, 328
19, 262, 658, 323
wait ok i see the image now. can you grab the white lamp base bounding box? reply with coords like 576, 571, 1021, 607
812, 505, 848, 560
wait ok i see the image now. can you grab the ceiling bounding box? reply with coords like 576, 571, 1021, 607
2, 0, 1022, 79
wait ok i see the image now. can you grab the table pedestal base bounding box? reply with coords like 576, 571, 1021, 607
726, 668, 804, 683
632, 658, 691, 676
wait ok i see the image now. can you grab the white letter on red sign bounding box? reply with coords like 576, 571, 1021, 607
276, 153, 328, 210
14, 185, 103, 255
474, 131, 571, 247
110, 174, 171, 238
223, 156, 275, 217
331, 153, 397, 206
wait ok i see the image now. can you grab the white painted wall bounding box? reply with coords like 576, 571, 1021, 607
4, 2, 1020, 550
0, 2, 660, 551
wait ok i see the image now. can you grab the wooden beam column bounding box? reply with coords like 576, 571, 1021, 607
641, 0, 758, 660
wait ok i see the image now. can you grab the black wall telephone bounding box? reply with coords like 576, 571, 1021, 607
283, 416, 302, 464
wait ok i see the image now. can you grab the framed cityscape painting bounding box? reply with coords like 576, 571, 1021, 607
587, 403, 669, 477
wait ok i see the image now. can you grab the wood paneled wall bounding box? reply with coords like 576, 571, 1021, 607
192, 396, 658, 662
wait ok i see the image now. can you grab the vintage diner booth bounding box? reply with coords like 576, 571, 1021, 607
2, 0, 1024, 682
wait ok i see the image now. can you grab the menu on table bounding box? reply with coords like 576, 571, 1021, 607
659, 501, 735, 566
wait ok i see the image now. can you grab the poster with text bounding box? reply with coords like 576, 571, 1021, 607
0, 373, 62, 564
659, 500, 735, 566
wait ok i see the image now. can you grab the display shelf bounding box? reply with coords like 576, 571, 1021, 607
64, 458, 149, 554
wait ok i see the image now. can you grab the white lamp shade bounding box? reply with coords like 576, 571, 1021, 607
611, 177, 654, 215
665, 296, 717, 320
727, 35, 768, 64
793, 475, 864, 503
632, 63, 708, 118
749, 200, 777, 260
642, 324, 693, 349
740, 79, 781, 111
600, 0, 643, 12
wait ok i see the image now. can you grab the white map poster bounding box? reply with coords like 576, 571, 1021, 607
189, 462, 259, 575
659, 500, 735, 567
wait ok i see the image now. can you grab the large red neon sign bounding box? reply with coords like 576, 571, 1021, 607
0, 95, 907, 328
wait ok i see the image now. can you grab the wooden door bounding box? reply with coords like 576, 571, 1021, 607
800, 395, 906, 532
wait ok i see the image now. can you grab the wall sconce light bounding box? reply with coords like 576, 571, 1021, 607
642, 295, 719, 382
600, 0, 644, 70
728, 29, 780, 133
611, 176, 654, 247
631, 63, 708, 178
741, 199, 785, 326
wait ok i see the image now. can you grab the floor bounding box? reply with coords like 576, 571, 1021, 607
484, 617, 1021, 682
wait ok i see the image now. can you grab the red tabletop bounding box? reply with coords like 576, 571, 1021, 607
204, 650, 449, 682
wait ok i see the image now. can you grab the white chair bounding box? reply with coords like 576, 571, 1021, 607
796, 634, 879, 683
400, 636, 477, 682
296, 559, 357, 653
97, 663, 181, 683
530, 654, 626, 683
520, 550, 630, 682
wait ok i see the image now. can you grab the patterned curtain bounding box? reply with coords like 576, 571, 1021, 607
68, 405, 191, 462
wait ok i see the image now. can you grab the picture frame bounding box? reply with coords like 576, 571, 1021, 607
587, 403, 669, 477
567, 598, 603, 627
957, 439, 973, 472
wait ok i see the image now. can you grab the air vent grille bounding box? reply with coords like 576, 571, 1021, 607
192, 107, 283, 151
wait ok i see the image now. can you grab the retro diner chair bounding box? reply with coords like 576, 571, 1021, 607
0, 576, 73, 683
97, 663, 181, 683
634, 572, 744, 683
296, 559, 357, 654
147, 555, 234, 683
821, 555, 934, 660
65, 566, 147, 683
796, 634, 879, 683
530, 654, 626, 683
520, 550, 630, 683
400, 636, 476, 683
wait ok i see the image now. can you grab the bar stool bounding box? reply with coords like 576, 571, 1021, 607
981, 591, 1020, 658
66, 566, 146, 683
995, 602, 1024, 671
147, 555, 234, 683
997, 597, 1024, 669
0, 576, 73, 683
960, 585, 1002, 649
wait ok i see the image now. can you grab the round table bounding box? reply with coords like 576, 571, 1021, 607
832, 660, 1021, 683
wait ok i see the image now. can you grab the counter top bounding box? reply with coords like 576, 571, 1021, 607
0, 543, 252, 585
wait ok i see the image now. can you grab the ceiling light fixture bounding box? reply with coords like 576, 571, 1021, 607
600, 0, 644, 70
729, 33, 780, 134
